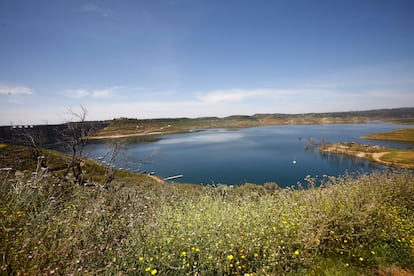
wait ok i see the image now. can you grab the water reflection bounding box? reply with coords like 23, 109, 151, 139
158, 129, 244, 145
318, 150, 383, 172
88, 135, 163, 145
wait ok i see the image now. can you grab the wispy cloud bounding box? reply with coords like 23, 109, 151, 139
198, 88, 300, 103
80, 3, 110, 17
64, 86, 123, 99
0, 83, 34, 96
4, 60, 412, 125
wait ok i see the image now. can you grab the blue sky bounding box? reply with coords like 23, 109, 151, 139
1, 0, 414, 125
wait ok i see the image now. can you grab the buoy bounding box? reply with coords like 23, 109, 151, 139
292, 160, 297, 164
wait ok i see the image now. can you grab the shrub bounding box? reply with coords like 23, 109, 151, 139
1, 161, 413, 274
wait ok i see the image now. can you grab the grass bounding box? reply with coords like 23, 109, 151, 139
362, 128, 414, 143
1, 145, 414, 275
382, 151, 414, 166
320, 142, 414, 170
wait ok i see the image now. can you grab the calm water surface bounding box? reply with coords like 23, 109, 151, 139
85, 123, 414, 187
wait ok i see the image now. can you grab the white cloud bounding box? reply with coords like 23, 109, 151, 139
90, 87, 119, 98
80, 3, 110, 17
67, 89, 89, 98
65, 85, 412, 123
198, 88, 300, 103
2, 62, 413, 125
64, 86, 123, 99
365, 90, 404, 98
0, 84, 34, 96
86, 100, 242, 120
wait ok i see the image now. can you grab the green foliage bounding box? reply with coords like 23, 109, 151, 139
363, 128, 414, 143
1, 145, 413, 274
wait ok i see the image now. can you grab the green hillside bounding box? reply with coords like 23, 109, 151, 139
1, 144, 413, 275
90, 108, 414, 139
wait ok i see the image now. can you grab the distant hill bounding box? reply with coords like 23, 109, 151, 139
90, 108, 414, 139
1, 108, 413, 144
253, 107, 414, 121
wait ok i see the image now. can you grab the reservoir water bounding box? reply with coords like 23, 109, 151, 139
85, 123, 414, 187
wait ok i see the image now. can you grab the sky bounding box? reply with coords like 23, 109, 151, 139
1, 0, 414, 125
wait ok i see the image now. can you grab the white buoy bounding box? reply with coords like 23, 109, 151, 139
292, 160, 297, 164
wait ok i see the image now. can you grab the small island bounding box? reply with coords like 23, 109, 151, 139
320, 128, 414, 169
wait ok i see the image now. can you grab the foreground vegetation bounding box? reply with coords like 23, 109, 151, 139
1, 144, 414, 275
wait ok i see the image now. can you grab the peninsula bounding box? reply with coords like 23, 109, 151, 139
320, 128, 414, 169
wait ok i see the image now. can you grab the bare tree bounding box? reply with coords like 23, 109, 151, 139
61, 106, 90, 185
10, 126, 50, 171
103, 141, 124, 189
9, 106, 123, 187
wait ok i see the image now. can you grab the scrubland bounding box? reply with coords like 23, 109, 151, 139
1, 144, 413, 275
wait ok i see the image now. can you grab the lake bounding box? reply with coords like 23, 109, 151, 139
85, 123, 414, 187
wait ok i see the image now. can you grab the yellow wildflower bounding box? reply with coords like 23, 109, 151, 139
151, 269, 157, 275
227, 254, 234, 261
294, 249, 300, 255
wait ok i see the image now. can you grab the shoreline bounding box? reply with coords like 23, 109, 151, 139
88, 120, 379, 140
148, 174, 165, 183
320, 142, 414, 170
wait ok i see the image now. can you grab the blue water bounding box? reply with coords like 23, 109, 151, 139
85, 123, 414, 187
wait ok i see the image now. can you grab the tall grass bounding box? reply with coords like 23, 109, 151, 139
1, 160, 413, 274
